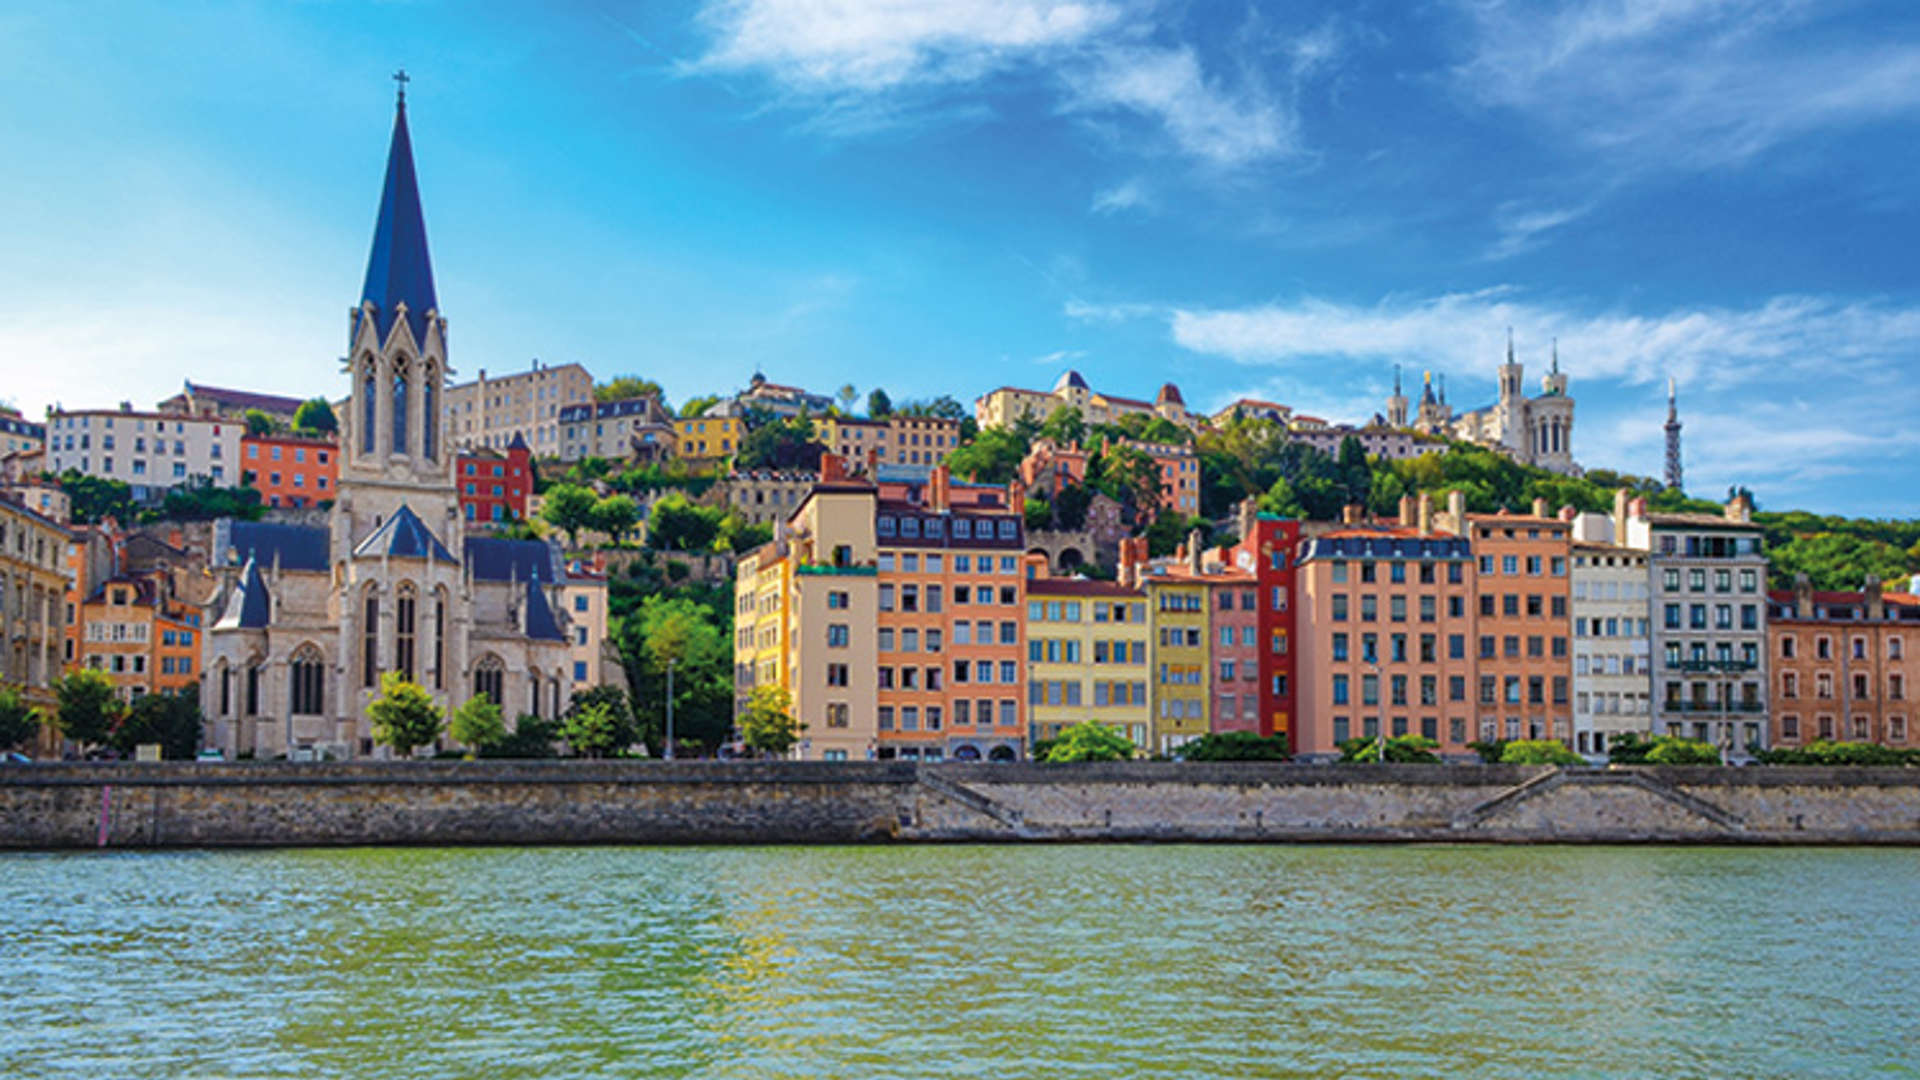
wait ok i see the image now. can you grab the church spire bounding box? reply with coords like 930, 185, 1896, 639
358, 72, 438, 348
1551, 338, 1559, 375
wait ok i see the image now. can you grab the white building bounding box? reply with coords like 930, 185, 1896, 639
45, 409, 240, 501
1570, 533, 1653, 758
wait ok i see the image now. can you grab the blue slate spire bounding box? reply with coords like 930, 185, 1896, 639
358, 85, 438, 349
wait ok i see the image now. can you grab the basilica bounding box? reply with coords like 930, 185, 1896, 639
200, 90, 575, 758
1386, 333, 1577, 473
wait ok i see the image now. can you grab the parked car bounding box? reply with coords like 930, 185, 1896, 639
195, 748, 226, 762
4, 751, 30, 764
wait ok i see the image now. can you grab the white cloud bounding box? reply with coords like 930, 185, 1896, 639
1450, 0, 1920, 169
691, 0, 1325, 166
1484, 201, 1591, 261
1090, 178, 1151, 214
1030, 347, 1087, 365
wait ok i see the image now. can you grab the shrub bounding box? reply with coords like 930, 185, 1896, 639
1466, 738, 1508, 764
1043, 721, 1136, 763
1755, 740, 1916, 767
1499, 739, 1584, 766
1181, 732, 1291, 762
1644, 736, 1722, 766
1337, 734, 1440, 763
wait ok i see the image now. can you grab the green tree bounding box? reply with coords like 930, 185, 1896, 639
943, 426, 1028, 484
112, 687, 203, 759
867, 387, 893, 418
367, 672, 445, 757
1043, 721, 1136, 762
837, 383, 858, 414
292, 397, 338, 435
735, 416, 824, 471
1024, 496, 1051, 531
646, 492, 722, 552
1052, 482, 1094, 530
679, 394, 723, 418
1337, 734, 1440, 763
1095, 445, 1163, 514
1755, 740, 1916, 766
1499, 739, 1584, 766
621, 596, 732, 754
51, 669, 124, 750
564, 686, 637, 758
0, 686, 42, 751
739, 685, 803, 758
243, 408, 278, 437
1037, 405, 1087, 447
540, 483, 598, 549
448, 696, 507, 758
596, 376, 665, 404
1466, 739, 1509, 764
1181, 731, 1291, 761
591, 493, 642, 546
491, 713, 560, 758
57, 470, 135, 525
1645, 737, 1723, 765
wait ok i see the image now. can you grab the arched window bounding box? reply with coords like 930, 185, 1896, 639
246, 661, 261, 716
422, 363, 437, 462
362, 589, 379, 688
291, 645, 325, 716
552, 678, 563, 720
361, 361, 378, 455
473, 655, 503, 707
217, 661, 230, 717
433, 588, 447, 690
395, 584, 417, 682
529, 668, 542, 718
392, 361, 410, 457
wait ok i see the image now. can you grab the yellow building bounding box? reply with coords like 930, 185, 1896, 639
974, 369, 1197, 432
1143, 574, 1210, 754
674, 415, 742, 469
561, 565, 609, 695
733, 543, 793, 718
2, 495, 68, 754
819, 416, 963, 474
1025, 576, 1150, 750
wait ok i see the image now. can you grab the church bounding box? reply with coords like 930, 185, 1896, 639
200, 87, 575, 758
1386, 332, 1577, 474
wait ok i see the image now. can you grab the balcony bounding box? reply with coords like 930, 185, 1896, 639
1667, 659, 1758, 673
1661, 700, 1767, 714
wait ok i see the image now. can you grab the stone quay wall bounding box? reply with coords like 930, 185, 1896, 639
2, 761, 1918, 849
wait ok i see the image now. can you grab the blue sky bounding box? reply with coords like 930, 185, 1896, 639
2, 1, 1918, 515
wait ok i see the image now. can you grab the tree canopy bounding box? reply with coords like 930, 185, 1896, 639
293, 397, 338, 435
739, 685, 803, 758
368, 673, 444, 757
1043, 721, 1135, 763
50, 669, 123, 749
596, 376, 665, 405
540, 484, 598, 549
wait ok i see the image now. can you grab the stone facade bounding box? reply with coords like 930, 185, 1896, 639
445, 360, 593, 455
1393, 337, 1576, 473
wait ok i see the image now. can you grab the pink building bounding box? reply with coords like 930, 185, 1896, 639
1206, 563, 1261, 733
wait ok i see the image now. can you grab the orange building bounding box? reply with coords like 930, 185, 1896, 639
241, 433, 338, 509
1295, 514, 1479, 758
76, 571, 204, 702
1018, 438, 1088, 496
1445, 505, 1575, 743
1768, 581, 1920, 747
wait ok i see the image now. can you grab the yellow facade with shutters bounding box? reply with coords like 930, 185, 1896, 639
1025, 581, 1151, 751
1145, 578, 1210, 754
675, 416, 741, 467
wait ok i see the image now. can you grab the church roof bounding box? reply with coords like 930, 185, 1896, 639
523, 576, 566, 641
352, 504, 457, 562
216, 519, 329, 571
1154, 382, 1184, 407
506, 431, 529, 451
1053, 369, 1090, 393
215, 556, 272, 630
356, 98, 438, 349
466, 536, 563, 584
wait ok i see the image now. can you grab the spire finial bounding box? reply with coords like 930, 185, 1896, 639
393, 68, 410, 107
1551, 337, 1559, 375
1393, 363, 1402, 395
1506, 326, 1514, 364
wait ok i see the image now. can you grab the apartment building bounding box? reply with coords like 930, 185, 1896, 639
721, 470, 819, 528
1129, 542, 1212, 754
0, 407, 46, 457
240, 433, 337, 508
45, 408, 240, 500
975, 370, 1197, 431
1, 495, 68, 752
1120, 438, 1201, 516
557, 396, 675, 463
1295, 514, 1478, 758
1025, 575, 1150, 749
75, 571, 203, 702
562, 564, 609, 693
445, 359, 593, 453
1438, 503, 1574, 744
1570, 536, 1653, 757
673, 414, 742, 468
1768, 579, 1920, 747
1221, 510, 1303, 742
1019, 439, 1089, 497
1616, 494, 1769, 756
819, 415, 962, 475
456, 435, 532, 526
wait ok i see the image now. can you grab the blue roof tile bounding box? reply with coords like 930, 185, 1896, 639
352, 504, 457, 562
216, 519, 329, 571
356, 100, 438, 349
466, 537, 561, 583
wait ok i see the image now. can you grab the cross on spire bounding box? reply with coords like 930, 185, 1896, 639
393, 68, 410, 106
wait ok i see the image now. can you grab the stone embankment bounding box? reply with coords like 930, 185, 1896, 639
2, 761, 1917, 849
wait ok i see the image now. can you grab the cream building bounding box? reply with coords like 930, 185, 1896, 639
719, 470, 819, 528
975, 370, 1197, 432
561, 565, 612, 694
819, 415, 962, 475
200, 92, 574, 759
556, 395, 676, 463
45, 408, 241, 501
445, 359, 592, 455
1, 494, 69, 749
1570, 533, 1654, 758
0, 408, 45, 457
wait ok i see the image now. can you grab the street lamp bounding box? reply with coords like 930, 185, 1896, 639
665, 658, 676, 761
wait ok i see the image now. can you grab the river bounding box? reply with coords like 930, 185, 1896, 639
3, 845, 1915, 1078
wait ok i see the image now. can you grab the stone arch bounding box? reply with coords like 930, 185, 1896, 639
951, 744, 982, 761
473, 653, 504, 707
988, 745, 1017, 762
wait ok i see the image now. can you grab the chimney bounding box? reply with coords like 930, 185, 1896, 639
1446, 489, 1466, 532
1238, 496, 1258, 543
1794, 573, 1813, 619
1398, 494, 1415, 527
1186, 528, 1203, 576
930, 464, 952, 513
1629, 496, 1648, 521
1531, 497, 1548, 518
1416, 491, 1433, 536
1342, 504, 1361, 525
1866, 575, 1885, 621
820, 453, 847, 484
1119, 536, 1143, 589
1726, 492, 1753, 523
1612, 488, 1630, 541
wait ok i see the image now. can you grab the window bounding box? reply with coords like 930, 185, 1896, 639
827, 624, 849, 648
474, 656, 504, 707
290, 646, 325, 715
395, 585, 417, 682
362, 591, 379, 687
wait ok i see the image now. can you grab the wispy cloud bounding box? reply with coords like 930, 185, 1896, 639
1484, 201, 1592, 261
1449, 0, 1920, 169
1030, 347, 1087, 366
1090, 178, 1151, 214
689, 0, 1332, 167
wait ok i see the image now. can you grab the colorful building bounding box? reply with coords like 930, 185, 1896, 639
674, 413, 742, 468
819, 415, 962, 476
1024, 574, 1150, 749
241, 432, 338, 509
1438, 502, 1575, 744
45, 408, 241, 501
562, 563, 610, 693
1126, 538, 1212, 754
445, 359, 593, 454
456, 435, 532, 526
1767, 579, 1920, 748
557, 396, 676, 463
975, 369, 1196, 432
76, 571, 203, 702
1, 494, 69, 753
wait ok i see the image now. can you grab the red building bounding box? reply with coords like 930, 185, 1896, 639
240, 433, 337, 508
1208, 501, 1301, 742
457, 433, 532, 527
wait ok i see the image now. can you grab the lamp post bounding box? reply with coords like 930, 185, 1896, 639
665, 658, 676, 761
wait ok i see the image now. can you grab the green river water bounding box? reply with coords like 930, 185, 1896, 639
2, 845, 1916, 1078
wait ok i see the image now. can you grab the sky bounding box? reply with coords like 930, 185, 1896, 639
1, 1, 1917, 516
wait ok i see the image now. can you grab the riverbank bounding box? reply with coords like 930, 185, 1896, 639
3, 760, 1918, 848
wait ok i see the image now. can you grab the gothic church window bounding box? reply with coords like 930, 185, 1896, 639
291, 645, 325, 715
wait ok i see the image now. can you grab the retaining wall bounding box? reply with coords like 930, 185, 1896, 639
3, 761, 1918, 849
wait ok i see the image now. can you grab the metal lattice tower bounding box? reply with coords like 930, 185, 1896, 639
1664, 377, 1683, 491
